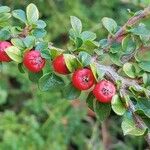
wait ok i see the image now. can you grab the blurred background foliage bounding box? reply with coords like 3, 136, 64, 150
0, 0, 149, 149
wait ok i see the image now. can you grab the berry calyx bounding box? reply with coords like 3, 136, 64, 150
23, 50, 45, 73
0, 41, 12, 62
52, 54, 69, 75
72, 68, 95, 90
93, 80, 116, 103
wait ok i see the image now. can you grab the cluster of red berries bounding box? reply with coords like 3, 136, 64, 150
0, 41, 45, 73
0, 41, 116, 103
52, 55, 116, 103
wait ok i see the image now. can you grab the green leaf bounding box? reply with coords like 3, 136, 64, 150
26, 3, 39, 25
69, 28, 78, 40
5, 46, 22, 63
139, 61, 150, 72
135, 98, 150, 118
39, 73, 64, 91
11, 38, 25, 50
63, 83, 81, 100
123, 62, 136, 78
79, 40, 99, 54
36, 20, 46, 28
90, 63, 98, 81
35, 42, 48, 51
143, 73, 150, 86
102, 17, 117, 34
64, 54, 81, 72
75, 37, 83, 48
94, 100, 111, 122
28, 71, 43, 83
32, 29, 46, 38
122, 35, 136, 54
81, 31, 96, 41
86, 93, 95, 111
96, 67, 105, 80
129, 25, 150, 36
99, 39, 109, 49
0, 87, 7, 105
49, 46, 64, 59
23, 36, 35, 49
110, 42, 122, 54
0, 6, 10, 13
41, 49, 51, 59
0, 29, 10, 40
0, 13, 11, 22
18, 63, 25, 73
10, 26, 22, 35
109, 53, 122, 67
111, 95, 126, 116
135, 48, 150, 62
12, 9, 27, 23
121, 111, 147, 136
78, 51, 92, 67
70, 16, 82, 34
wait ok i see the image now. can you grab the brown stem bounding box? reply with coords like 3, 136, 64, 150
121, 92, 150, 148
101, 120, 112, 150
105, 6, 150, 52
19, 26, 32, 37
95, 63, 150, 147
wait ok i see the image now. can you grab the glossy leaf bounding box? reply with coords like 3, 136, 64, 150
12, 9, 27, 23
111, 95, 126, 116
70, 16, 82, 34
102, 17, 117, 34
5, 46, 22, 63
121, 111, 147, 136
39, 73, 64, 91
0, 6, 10, 13
78, 51, 92, 66
123, 63, 136, 78
81, 31, 96, 41
64, 54, 81, 72
94, 100, 111, 122
26, 3, 39, 25
139, 61, 150, 73
63, 83, 81, 100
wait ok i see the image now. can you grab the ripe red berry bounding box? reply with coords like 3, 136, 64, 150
72, 68, 95, 90
52, 54, 69, 75
93, 80, 116, 103
0, 41, 12, 62
23, 50, 45, 73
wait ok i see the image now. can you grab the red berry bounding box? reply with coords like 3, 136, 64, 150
23, 50, 45, 73
52, 54, 69, 75
72, 68, 95, 90
93, 80, 116, 103
0, 41, 12, 62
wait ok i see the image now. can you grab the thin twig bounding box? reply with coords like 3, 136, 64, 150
96, 63, 150, 147
105, 6, 150, 52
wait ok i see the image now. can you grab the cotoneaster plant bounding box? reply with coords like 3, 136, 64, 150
72, 68, 95, 90
52, 54, 69, 75
0, 3, 150, 147
23, 50, 45, 73
93, 80, 116, 103
0, 41, 12, 62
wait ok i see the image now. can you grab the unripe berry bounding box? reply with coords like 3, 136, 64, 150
93, 80, 116, 103
23, 50, 45, 73
0, 41, 12, 62
72, 68, 95, 90
52, 54, 69, 75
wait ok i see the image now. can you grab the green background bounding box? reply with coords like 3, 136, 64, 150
0, 0, 149, 149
